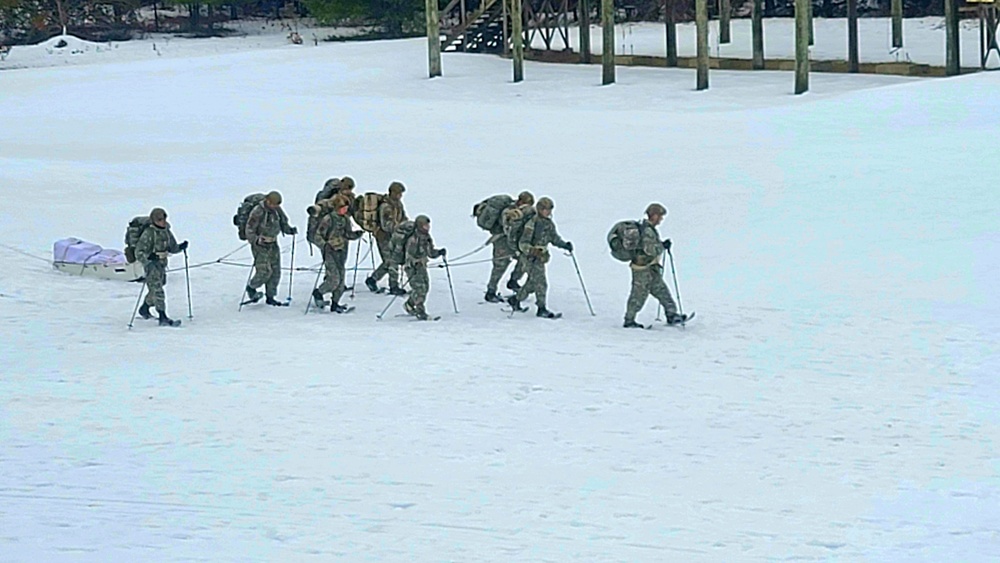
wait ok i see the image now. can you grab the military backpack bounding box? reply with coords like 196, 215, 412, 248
233, 193, 267, 241
353, 192, 384, 234
472, 195, 514, 233
387, 220, 417, 266
502, 206, 535, 250
124, 215, 152, 263
607, 220, 645, 262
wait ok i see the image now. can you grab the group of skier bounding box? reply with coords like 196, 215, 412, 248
124, 176, 689, 328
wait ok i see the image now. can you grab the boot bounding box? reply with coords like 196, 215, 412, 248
665, 312, 688, 325
506, 278, 521, 291
311, 289, 326, 308
266, 296, 287, 307
365, 276, 379, 293
138, 303, 153, 320
245, 285, 262, 303
158, 310, 179, 327
484, 290, 503, 303
507, 295, 526, 312
536, 306, 558, 319
331, 302, 348, 314
623, 319, 644, 329
404, 300, 416, 316
388, 286, 407, 296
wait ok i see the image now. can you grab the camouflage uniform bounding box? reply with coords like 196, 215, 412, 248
370, 195, 407, 289
515, 214, 570, 310
245, 202, 294, 298
487, 224, 525, 295
316, 211, 362, 306
624, 219, 678, 323
403, 226, 444, 318
135, 222, 180, 312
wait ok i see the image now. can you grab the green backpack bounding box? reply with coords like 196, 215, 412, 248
607, 220, 644, 262
502, 206, 535, 250
387, 221, 417, 266
124, 215, 152, 263
233, 193, 266, 241
473, 194, 515, 233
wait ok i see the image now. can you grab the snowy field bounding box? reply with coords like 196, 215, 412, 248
1, 23, 999, 561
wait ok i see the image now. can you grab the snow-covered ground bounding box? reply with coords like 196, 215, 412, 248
1, 24, 998, 561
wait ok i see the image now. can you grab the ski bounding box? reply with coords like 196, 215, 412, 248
239, 298, 261, 306
539, 313, 562, 320
334, 306, 356, 314
648, 311, 696, 329
393, 313, 441, 321
159, 319, 182, 327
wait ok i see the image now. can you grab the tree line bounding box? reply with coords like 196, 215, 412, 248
0, 0, 952, 46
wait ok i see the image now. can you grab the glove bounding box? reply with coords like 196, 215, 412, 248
438, 248, 447, 258
289, 226, 298, 235
662, 239, 672, 251
178, 240, 189, 251
564, 241, 573, 253
148, 253, 159, 263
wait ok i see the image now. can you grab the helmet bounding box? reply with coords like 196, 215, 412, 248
339, 176, 356, 191
536, 197, 554, 210
388, 181, 405, 195
265, 191, 283, 205
415, 214, 430, 227
517, 191, 534, 205
323, 178, 340, 191
149, 207, 167, 222
645, 203, 667, 217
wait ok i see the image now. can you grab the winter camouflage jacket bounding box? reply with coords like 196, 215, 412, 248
378, 198, 407, 236
245, 203, 293, 245
518, 215, 569, 263
136, 223, 180, 266
630, 219, 664, 270
404, 231, 443, 268
316, 212, 362, 251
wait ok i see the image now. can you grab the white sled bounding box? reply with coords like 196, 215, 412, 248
52, 238, 145, 282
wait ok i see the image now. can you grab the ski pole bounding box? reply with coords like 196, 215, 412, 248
376, 274, 409, 320
304, 263, 323, 315
656, 249, 666, 321
127, 280, 146, 330
443, 255, 459, 314
668, 247, 684, 315
183, 248, 193, 319
349, 237, 362, 299
368, 233, 377, 272
238, 261, 255, 312
570, 252, 595, 316
286, 236, 296, 302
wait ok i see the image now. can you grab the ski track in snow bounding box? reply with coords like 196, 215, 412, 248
1, 28, 999, 562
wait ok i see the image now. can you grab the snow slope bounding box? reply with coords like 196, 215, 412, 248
1, 32, 998, 561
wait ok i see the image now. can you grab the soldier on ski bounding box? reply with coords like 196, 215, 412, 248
484, 191, 533, 303
365, 181, 408, 295
403, 215, 446, 321
622, 203, 686, 328
507, 197, 572, 319
311, 193, 363, 313
135, 207, 188, 326
245, 191, 297, 306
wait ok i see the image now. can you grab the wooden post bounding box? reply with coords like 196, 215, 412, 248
503, 0, 509, 56
426, 0, 442, 77
945, 0, 960, 75
602, 0, 615, 84
847, 0, 858, 72
696, 0, 709, 90
752, 0, 764, 69
720, 0, 731, 44
580, 0, 591, 63
807, 0, 814, 46
795, 0, 809, 94
665, 0, 678, 66
460, 0, 467, 51
512, 0, 524, 81
891, 0, 903, 48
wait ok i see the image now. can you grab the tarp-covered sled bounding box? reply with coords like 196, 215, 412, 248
52, 238, 144, 282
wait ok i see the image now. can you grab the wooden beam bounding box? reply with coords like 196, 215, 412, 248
891, 0, 903, 49
580, 0, 591, 63
513, 0, 524, 81
602, 0, 615, 84
720, 0, 731, 44
696, 0, 708, 89
847, 0, 858, 73
807, 0, 814, 46
795, 0, 809, 94
752, 0, 764, 69
426, 0, 442, 77
665, 0, 677, 67
945, 0, 960, 75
